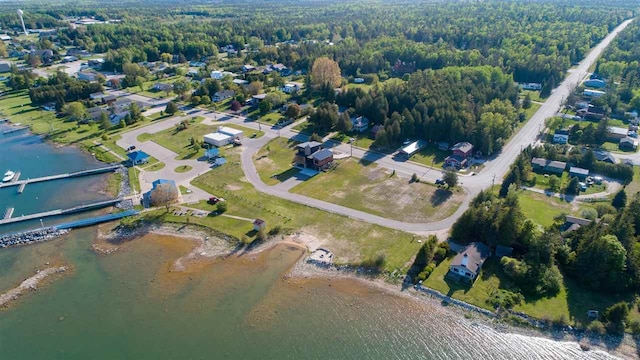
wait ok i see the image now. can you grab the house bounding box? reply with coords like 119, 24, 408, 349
445, 142, 474, 169
399, 140, 427, 158
370, 125, 384, 139
350, 116, 370, 133
583, 89, 605, 98
77, 70, 101, 82
233, 79, 249, 86
109, 111, 130, 125
569, 166, 589, 180
88, 58, 105, 68
593, 150, 617, 164
447, 242, 490, 283
210, 70, 224, 80
87, 107, 109, 121
531, 158, 566, 174
153, 83, 173, 92
246, 93, 267, 106
62, 56, 77, 63
620, 137, 639, 151
127, 151, 150, 165
242, 64, 256, 72
203, 126, 243, 147
282, 82, 303, 94
102, 94, 117, 105
253, 219, 266, 231
577, 104, 607, 121
90, 92, 105, 101
67, 48, 90, 58
607, 126, 628, 140
42, 103, 56, 111
0, 62, 12, 73
31, 49, 53, 60
213, 89, 235, 102
294, 141, 334, 171
111, 98, 133, 112
563, 215, 592, 232
0, 34, 11, 42
519, 83, 542, 91
584, 79, 606, 89
553, 129, 569, 144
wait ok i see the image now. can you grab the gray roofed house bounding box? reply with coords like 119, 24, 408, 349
620, 137, 639, 151
447, 242, 490, 283
531, 157, 566, 174
569, 166, 589, 180
0, 62, 11, 73
563, 215, 593, 232
593, 150, 616, 164
312, 148, 333, 161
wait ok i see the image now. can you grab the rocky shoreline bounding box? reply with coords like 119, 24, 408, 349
0, 266, 68, 308
0, 228, 70, 248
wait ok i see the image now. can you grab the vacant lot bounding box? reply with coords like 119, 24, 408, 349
291, 159, 464, 223
253, 137, 298, 185
189, 149, 423, 272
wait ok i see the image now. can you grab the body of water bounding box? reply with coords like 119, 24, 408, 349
0, 229, 625, 359
0, 124, 111, 233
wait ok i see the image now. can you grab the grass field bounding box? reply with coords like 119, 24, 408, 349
518, 190, 577, 227
410, 146, 449, 168
331, 132, 376, 150
253, 137, 298, 185
128, 167, 141, 193
188, 149, 424, 272
291, 159, 464, 223
153, 120, 214, 160
175, 165, 192, 173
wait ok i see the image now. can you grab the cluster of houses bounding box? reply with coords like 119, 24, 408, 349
85, 95, 142, 125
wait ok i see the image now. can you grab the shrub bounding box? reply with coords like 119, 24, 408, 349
587, 320, 606, 335
268, 225, 281, 236
411, 173, 419, 182
433, 247, 447, 263
628, 320, 640, 334
488, 289, 523, 309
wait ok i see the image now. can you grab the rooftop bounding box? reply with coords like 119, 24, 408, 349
569, 166, 589, 175
451, 141, 473, 153
450, 242, 490, 275
312, 148, 333, 161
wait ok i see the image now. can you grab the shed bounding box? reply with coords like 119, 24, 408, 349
205, 148, 220, 159
253, 219, 266, 231
127, 151, 150, 165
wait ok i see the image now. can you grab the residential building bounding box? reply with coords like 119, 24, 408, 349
31, 49, 53, 60
577, 104, 607, 121
153, 83, 173, 92
569, 166, 589, 181
553, 129, 569, 144
77, 70, 101, 82
399, 140, 427, 158
102, 94, 117, 105
584, 89, 605, 98
294, 141, 334, 171
447, 242, 490, 283
593, 150, 617, 164
87, 107, 109, 121
282, 82, 303, 94
584, 79, 606, 89
67, 48, 90, 58
0, 34, 11, 42
445, 141, 474, 169
531, 158, 566, 174
620, 137, 639, 151
109, 111, 130, 125
350, 116, 370, 133
246, 93, 266, 106
210, 70, 224, 80
563, 215, 592, 232
233, 79, 249, 86
607, 126, 629, 141
370, 125, 384, 139
90, 92, 105, 101
242, 64, 256, 72
0, 62, 12, 73
519, 83, 542, 91
213, 89, 235, 102
143, 179, 178, 208
88, 58, 105, 68
62, 56, 77, 63
127, 151, 150, 165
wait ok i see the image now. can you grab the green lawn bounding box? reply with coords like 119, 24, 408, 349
105, 172, 122, 197
410, 146, 448, 167
626, 166, 640, 196
291, 159, 464, 223
128, 167, 141, 193
175, 165, 192, 173
188, 149, 424, 272
520, 89, 544, 102
522, 103, 541, 121
331, 132, 375, 150
292, 120, 322, 135
253, 137, 298, 185
144, 161, 166, 172
518, 190, 575, 227
152, 119, 214, 160
424, 256, 633, 324
257, 112, 284, 125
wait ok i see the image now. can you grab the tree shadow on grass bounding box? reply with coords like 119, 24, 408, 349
430, 188, 452, 206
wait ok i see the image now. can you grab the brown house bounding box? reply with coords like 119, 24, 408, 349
294, 141, 334, 171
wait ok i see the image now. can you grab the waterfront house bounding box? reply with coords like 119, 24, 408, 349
569, 166, 589, 181
127, 151, 150, 166
253, 219, 266, 231
350, 116, 370, 133
553, 129, 569, 144
143, 179, 178, 208
447, 242, 490, 283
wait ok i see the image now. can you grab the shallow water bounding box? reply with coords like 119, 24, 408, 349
0, 230, 623, 359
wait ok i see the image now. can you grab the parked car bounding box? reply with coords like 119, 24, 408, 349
208, 196, 220, 204
435, 179, 444, 185
579, 182, 587, 191
127, 145, 136, 151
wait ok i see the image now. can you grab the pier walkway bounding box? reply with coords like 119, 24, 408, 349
0, 198, 122, 226
0, 165, 121, 190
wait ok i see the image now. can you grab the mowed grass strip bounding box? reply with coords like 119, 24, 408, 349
290, 159, 463, 223
190, 149, 423, 271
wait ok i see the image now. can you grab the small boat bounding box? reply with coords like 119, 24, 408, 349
2, 170, 15, 182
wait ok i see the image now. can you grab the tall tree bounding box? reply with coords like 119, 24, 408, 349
311, 57, 342, 89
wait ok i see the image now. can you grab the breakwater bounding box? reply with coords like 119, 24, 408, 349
0, 227, 70, 248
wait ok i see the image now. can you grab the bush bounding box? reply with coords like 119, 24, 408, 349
416, 263, 436, 282
101, 134, 109, 140
628, 320, 640, 334
411, 173, 419, 183
587, 320, 606, 335
488, 289, 523, 309
268, 225, 281, 236
580, 208, 598, 221
433, 247, 447, 263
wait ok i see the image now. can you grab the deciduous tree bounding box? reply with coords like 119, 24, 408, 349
311, 57, 341, 89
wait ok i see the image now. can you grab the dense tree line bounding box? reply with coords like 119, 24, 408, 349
28, 71, 103, 106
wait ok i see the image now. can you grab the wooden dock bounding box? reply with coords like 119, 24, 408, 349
2, 126, 28, 134
0, 165, 121, 190
0, 198, 122, 226
17, 183, 26, 194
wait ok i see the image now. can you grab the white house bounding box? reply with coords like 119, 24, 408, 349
553, 129, 569, 144
282, 82, 303, 94
213, 90, 235, 102
210, 70, 224, 80
77, 71, 100, 82
233, 79, 249, 86
350, 116, 370, 133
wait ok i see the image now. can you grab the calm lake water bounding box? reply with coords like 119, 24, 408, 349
0, 125, 626, 359
0, 124, 111, 234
